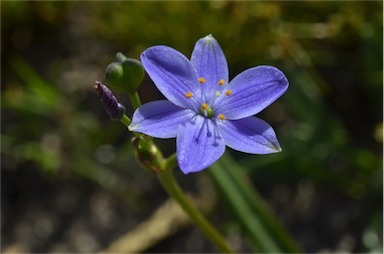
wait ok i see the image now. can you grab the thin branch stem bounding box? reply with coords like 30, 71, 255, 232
128, 92, 142, 110
156, 167, 235, 253
120, 114, 131, 127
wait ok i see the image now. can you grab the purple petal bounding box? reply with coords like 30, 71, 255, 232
177, 116, 225, 174
217, 116, 282, 154
214, 66, 288, 120
129, 100, 195, 138
141, 46, 201, 110
191, 35, 229, 100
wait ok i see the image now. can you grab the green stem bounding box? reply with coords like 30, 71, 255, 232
128, 92, 142, 110
120, 114, 131, 127
157, 168, 235, 253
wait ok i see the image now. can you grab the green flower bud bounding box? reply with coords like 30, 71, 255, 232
131, 136, 164, 173
121, 58, 145, 93
105, 62, 124, 89
116, 52, 128, 63
105, 53, 145, 94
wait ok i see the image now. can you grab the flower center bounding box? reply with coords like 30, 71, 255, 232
199, 103, 214, 118
198, 102, 225, 121
193, 77, 230, 121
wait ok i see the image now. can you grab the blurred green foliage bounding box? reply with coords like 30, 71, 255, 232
2, 1, 382, 253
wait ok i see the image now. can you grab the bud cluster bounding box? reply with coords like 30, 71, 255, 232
105, 52, 145, 94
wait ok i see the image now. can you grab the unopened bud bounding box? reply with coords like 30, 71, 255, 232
131, 136, 164, 173
105, 53, 145, 94
116, 52, 128, 63
94, 81, 125, 120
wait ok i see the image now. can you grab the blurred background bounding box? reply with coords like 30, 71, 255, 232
1, 1, 382, 253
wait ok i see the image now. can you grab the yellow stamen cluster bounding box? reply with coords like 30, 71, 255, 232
225, 89, 232, 96
218, 114, 225, 121
185, 92, 193, 98
199, 77, 206, 84
201, 103, 208, 110
218, 79, 225, 86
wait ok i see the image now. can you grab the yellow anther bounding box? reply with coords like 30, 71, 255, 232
218, 114, 225, 121
201, 103, 208, 109
225, 89, 232, 96
199, 77, 206, 84
218, 79, 225, 86
185, 92, 193, 98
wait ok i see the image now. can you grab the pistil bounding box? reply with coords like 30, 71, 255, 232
199, 103, 214, 118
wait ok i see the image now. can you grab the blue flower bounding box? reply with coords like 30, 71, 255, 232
129, 35, 288, 174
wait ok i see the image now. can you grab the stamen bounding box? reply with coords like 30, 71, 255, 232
185, 92, 193, 98
201, 103, 208, 109
218, 79, 225, 86
225, 89, 232, 96
218, 114, 225, 121
199, 77, 206, 84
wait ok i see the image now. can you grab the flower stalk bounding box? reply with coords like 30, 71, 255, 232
120, 114, 131, 126
130, 133, 236, 252
127, 131, 235, 252
128, 92, 142, 110
156, 167, 235, 254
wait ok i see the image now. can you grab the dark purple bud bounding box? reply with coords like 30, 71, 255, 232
94, 81, 125, 120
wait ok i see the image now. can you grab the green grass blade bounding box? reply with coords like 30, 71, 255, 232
209, 154, 284, 253
218, 153, 302, 253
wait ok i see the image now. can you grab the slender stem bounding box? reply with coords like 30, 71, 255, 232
128, 92, 142, 110
157, 169, 235, 253
120, 114, 131, 127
